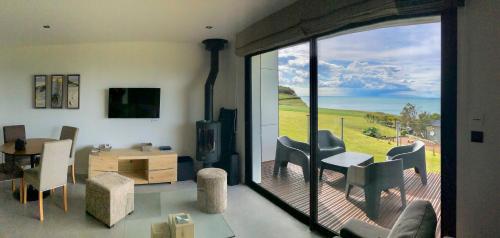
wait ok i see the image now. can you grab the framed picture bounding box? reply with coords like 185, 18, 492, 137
34, 75, 48, 108
66, 74, 80, 109
50, 75, 64, 108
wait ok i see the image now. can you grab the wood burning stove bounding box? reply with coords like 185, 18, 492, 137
196, 39, 227, 168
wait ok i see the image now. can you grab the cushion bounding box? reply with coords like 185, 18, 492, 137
340, 219, 390, 238
388, 200, 437, 238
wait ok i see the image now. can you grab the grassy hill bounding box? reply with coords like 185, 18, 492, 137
279, 86, 307, 107
277, 86, 441, 173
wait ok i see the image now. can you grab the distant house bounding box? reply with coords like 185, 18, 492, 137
426, 120, 441, 143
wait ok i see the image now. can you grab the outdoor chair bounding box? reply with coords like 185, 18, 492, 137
345, 159, 406, 218
386, 141, 427, 185
318, 130, 346, 160
274, 136, 310, 182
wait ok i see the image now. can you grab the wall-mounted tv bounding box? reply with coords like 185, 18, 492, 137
108, 88, 160, 118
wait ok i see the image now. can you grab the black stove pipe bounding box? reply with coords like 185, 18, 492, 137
202, 39, 228, 121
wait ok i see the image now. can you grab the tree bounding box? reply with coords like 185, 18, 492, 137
416, 112, 433, 137
400, 103, 418, 128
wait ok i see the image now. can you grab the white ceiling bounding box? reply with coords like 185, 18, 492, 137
0, 0, 296, 47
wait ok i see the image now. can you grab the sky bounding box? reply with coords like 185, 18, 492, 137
278, 22, 441, 98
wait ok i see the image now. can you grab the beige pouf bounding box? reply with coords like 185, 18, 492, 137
197, 168, 227, 214
86, 172, 134, 227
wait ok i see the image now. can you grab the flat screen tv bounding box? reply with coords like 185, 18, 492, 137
108, 88, 160, 118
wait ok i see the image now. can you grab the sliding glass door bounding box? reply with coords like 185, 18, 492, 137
246, 17, 447, 237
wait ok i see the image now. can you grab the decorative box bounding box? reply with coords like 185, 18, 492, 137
168, 213, 194, 238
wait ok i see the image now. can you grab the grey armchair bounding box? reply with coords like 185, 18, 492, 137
22, 139, 73, 221
386, 141, 427, 185
274, 136, 310, 182
345, 159, 406, 218
60, 126, 79, 184
334, 200, 437, 238
318, 130, 346, 160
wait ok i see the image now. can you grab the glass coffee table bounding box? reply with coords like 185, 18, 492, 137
120, 188, 235, 238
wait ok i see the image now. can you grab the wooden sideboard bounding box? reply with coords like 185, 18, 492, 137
88, 149, 177, 184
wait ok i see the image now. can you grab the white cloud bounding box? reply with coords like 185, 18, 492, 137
278, 23, 441, 98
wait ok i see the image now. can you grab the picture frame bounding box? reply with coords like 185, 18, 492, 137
50, 75, 64, 108
34, 75, 48, 108
66, 74, 80, 109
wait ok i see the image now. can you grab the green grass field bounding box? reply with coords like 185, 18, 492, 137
278, 94, 441, 173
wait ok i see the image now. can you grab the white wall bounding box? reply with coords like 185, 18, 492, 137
457, 1, 500, 237
248, 51, 279, 183
260, 51, 279, 163
0, 41, 236, 174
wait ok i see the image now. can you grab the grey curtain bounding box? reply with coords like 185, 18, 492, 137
235, 0, 450, 56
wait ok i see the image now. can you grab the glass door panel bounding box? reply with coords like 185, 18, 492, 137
250, 43, 311, 215
316, 22, 442, 234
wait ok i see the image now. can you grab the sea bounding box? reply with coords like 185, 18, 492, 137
300, 96, 440, 115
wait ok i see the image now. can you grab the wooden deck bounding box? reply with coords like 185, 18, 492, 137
260, 160, 441, 236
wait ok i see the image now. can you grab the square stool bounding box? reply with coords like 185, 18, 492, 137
86, 172, 134, 227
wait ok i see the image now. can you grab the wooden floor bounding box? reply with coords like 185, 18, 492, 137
260, 160, 441, 236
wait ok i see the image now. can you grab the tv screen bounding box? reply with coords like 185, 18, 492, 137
108, 88, 160, 118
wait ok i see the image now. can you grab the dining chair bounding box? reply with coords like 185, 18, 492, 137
3, 125, 30, 192
21, 139, 72, 221
59, 126, 79, 184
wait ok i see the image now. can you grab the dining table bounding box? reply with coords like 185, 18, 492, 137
1, 138, 56, 201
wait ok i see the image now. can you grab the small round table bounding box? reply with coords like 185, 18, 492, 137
1, 138, 56, 201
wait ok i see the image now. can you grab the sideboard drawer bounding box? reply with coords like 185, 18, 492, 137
148, 156, 176, 170
89, 156, 118, 171
148, 169, 176, 183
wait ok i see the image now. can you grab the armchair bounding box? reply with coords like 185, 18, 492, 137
386, 141, 427, 185
274, 136, 310, 182
318, 130, 346, 160
345, 159, 406, 218
334, 200, 437, 238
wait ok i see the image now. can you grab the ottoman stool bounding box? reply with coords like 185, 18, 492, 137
86, 172, 134, 227
197, 168, 227, 214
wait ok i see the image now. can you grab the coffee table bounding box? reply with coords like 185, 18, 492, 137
119, 188, 235, 238
320, 152, 373, 180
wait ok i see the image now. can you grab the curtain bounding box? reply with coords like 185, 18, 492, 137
235, 0, 450, 56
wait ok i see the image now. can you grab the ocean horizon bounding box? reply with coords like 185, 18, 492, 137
300, 96, 441, 115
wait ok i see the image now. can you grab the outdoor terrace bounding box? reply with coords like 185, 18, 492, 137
259, 160, 441, 237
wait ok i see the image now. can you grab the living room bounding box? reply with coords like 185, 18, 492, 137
0, 1, 498, 238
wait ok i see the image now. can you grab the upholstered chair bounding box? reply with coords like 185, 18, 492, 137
3, 125, 30, 192
345, 159, 406, 218
386, 141, 427, 185
59, 126, 79, 184
335, 200, 437, 238
22, 139, 72, 221
318, 130, 346, 160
